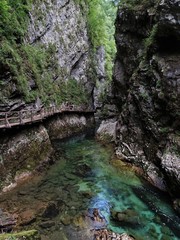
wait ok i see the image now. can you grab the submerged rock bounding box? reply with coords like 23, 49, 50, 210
41, 202, 59, 218
19, 209, 36, 226
0, 209, 17, 232
39, 220, 55, 229
87, 208, 135, 240
111, 209, 141, 227
93, 229, 135, 240
173, 199, 180, 216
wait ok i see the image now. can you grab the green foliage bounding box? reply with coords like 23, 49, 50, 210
0, 0, 32, 101
0, 0, 91, 106
144, 24, 158, 49
87, 0, 106, 47
0, 229, 40, 240
87, 0, 116, 81
0, 0, 30, 41
0, 38, 60, 103
7, 237, 17, 240
143, 23, 158, 58
159, 127, 169, 134
59, 79, 89, 105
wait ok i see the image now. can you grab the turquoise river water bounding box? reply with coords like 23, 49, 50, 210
0, 134, 180, 239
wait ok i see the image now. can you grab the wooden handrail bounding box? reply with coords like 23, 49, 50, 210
0, 104, 94, 129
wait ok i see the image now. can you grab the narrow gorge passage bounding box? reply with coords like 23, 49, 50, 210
0, 134, 179, 240
0, 0, 180, 239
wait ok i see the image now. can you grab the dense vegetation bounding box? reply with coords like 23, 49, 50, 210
0, 0, 88, 106
87, 0, 117, 81
0, 0, 117, 107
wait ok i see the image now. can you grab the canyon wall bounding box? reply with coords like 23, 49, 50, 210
0, 0, 95, 112
0, 113, 94, 191
113, 0, 180, 196
0, 0, 97, 190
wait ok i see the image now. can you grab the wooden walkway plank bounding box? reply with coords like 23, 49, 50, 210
0, 104, 94, 129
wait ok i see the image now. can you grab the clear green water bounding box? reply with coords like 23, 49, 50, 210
43, 136, 180, 239
1, 135, 180, 239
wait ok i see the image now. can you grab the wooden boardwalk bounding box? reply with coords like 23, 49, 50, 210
0, 104, 94, 129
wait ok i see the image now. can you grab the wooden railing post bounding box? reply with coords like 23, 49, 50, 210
5, 113, 9, 127
31, 110, 33, 122
19, 111, 23, 124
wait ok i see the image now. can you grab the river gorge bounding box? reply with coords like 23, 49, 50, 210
0, 0, 180, 239
0, 132, 180, 239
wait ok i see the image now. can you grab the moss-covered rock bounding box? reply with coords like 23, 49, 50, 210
0, 230, 40, 240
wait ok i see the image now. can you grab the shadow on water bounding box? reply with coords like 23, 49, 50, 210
0, 133, 180, 240
132, 186, 180, 238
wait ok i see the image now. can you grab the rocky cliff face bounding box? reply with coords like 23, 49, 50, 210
113, 0, 180, 196
0, 113, 94, 191
0, 0, 95, 112
27, 0, 91, 84
0, 0, 98, 191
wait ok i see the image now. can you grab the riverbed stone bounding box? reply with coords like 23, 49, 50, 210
0, 209, 17, 232
73, 163, 91, 177
19, 209, 36, 226
73, 215, 87, 228
60, 214, 72, 226
41, 202, 59, 218
39, 220, 55, 229
120, 233, 135, 240
111, 209, 140, 226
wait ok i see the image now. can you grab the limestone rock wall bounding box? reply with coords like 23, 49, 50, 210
0, 0, 95, 113
0, 113, 94, 191
45, 114, 94, 140
113, 0, 180, 196
27, 0, 91, 85
0, 0, 97, 191
0, 125, 53, 189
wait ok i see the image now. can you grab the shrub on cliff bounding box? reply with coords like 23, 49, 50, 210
86, 0, 117, 83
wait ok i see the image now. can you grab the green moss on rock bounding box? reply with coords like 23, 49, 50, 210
0, 230, 40, 240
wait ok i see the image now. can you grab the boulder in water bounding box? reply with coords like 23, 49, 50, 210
111, 209, 140, 227
41, 202, 59, 218
173, 199, 180, 216
19, 209, 36, 226
93, 229, 135, 240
